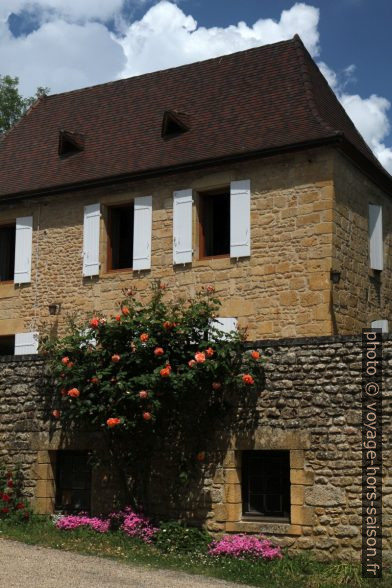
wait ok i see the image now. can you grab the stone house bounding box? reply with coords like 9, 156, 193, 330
0, 35, 391, 560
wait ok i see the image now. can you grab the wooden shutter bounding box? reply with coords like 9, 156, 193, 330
14, 331, 39, 355
133, 196, 152, 271
230, 180, 251, 258
369, 204, 383, 270
371, 320, 388, 333
83, 203, 100, 277
173, 189, 193, 264
14, 215, 33, 284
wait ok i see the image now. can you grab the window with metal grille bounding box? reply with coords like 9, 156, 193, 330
242, 450, 290, 520
55, 451, 91, 513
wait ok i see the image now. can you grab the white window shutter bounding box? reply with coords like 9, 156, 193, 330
230, 180, 251, 258
14, 216, 33, 284
173, 189, 193, 264
133, 196, 152, 271
14, 332, 39, 355
369, 204, 383, 270
83, 203, 100, 277
371, 320, 388, 334
210, 317, 238, 340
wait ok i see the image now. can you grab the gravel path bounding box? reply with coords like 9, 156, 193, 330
0, 538, 251, 588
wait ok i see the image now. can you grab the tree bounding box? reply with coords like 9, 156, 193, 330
0, 75, 48, 134
43, 283, 264, 509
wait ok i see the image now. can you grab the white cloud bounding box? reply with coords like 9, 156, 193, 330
0, 1, 125, 23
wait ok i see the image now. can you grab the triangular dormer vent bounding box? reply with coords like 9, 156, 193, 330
161, 110, 190, 138
59, 130, 85, 157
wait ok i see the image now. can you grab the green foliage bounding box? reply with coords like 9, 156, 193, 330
0, 75, 49, 134
0, 462, 31, 523
154, 521, 212, 553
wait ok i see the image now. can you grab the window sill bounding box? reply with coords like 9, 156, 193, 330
199, 254, 230, 261
0, 282, 16, 298
226, 520, 301, 535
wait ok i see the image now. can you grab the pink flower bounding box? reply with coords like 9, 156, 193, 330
188, 360, 196, 368
139, 390, 148, 399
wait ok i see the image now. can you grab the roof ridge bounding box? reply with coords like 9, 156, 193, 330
292, 34, 340, 137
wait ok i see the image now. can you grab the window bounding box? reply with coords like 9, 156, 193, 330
199, 189, 230, 258
0, 335, 15, 355
0, 224, 15, 281
242, 450, 290, 521
371, 320, 388, 334
107, 204, 134, 270
369, 204, 383, 271
55, 451, 91, 513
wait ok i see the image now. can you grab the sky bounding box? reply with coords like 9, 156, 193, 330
1, 0, 392, 173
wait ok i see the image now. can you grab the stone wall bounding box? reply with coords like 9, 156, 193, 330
1, 335, 391, 562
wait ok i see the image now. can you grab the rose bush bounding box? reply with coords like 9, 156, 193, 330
0, 462, 31, 523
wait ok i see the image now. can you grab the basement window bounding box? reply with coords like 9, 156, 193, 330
0, 224, 15, 282
0, 335, 15, 356
199, 189, 230, 258
107, 204, 134, 271
55, 451, 91, 513
242, 450, 290, 521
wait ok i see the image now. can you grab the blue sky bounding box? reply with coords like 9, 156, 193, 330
1, 0, 391, 172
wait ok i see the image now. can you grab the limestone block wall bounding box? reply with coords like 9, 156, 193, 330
1, 335, 391, 562
0, 148, 336, 341
332, 152, 392, 333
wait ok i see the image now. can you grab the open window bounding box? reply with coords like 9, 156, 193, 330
107, 204, 134, 271
0, 224, 15, 281
55, 451, 91, 513
242, 450, 290, 521
0, 335, 15, 355
198, 189, 230, 258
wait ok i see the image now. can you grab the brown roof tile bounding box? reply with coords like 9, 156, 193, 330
0, 35, 390, 198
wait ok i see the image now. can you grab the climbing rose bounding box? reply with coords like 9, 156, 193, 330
107, 417, 121, 428
7, 480, 13, 488
68, 388, 80, 398
52, 410, 61, 419
251, 350, 260, 360
61, 356, 69, 365
188, 360, 196, 368
67, 362, 74, 369
90, 377, 99, 385
139, 390, 148, 399
89, 317, 99, 328
60, 388, 67, 396
162, 321, 173, 329
242, 374, 254, 385
195, 352, 206, 363
142, 412, 152, 421
206, 347, 214, 357
122, 306, 129, 315
212, 382, 221, 390
140, 333, 149, 342
160, 365, 171, 377
111, 354, 120, 363
154, 347, 164, 356
206, 285, 215, 293
115, 314, 121, 321
16, 502, 25, 510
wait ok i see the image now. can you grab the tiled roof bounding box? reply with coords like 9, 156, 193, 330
0, 35, 390, 198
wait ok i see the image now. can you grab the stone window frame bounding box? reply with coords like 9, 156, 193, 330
221, 429, 315, 536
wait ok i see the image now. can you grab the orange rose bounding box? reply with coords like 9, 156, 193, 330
206, 347, 214, 357
160, 365, 171, 378
61, 356, 69, 365
139, 390, 148, 399
212, 382, 221, 390
195, 352, 206, 364
67, 362, 74, 369
122, 306, 129, 315
251, 350, 260, 360
107, 417, 121, 428
242, 374, 254, 385
188, 359, 196, 368
111, 354, 120, 363
89, 317, 99, 328
115, 314, 121, 322
206, 285, 215, 293
196, 451, 206, 462
52, 410, 61, 419
154, 347, 164, 356
140, 333, 149, 342
90, 377, 99, 385
142, 412, 152, 421
162, 321, 173, 330
67, 388, 80, 398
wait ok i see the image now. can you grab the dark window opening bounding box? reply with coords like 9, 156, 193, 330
0, 225, 15, 281
242, 450, 290, 520
0, 335, 15, 356
107, 204, 134, 270
55, 451, 91, 513
58, 130, 85, 157
161, 110, 189, 138
199, 190, 230, 258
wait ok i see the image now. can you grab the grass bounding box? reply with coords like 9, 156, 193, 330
0, 517, 390, 588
